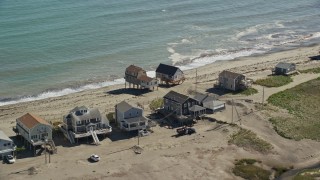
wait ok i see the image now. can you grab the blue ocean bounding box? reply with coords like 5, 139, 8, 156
1, 0, 320, 106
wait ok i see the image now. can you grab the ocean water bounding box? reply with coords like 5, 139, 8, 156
1, 0, 320, 106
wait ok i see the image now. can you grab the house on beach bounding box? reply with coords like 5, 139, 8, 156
60, 106, 112, 144
272, 62, 296, 75
0, 130, 16, 159
125, 65, 158, 90
115, 101, 148, 131
16, 113, 56, 152
218, 70, 249, 91
155, 63, 185, 85
191, 92, 226, 113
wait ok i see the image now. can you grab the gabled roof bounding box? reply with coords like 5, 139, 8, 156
219, 70, 244, 80
164, 91, 189, 104
138, 75, 154, 82
0, 130, 12, 142
116, 101, 140, 113
126, 65, 145, 74
275, 62, 295, 69
191, 92, 215, 103
17, 113, 50, 129
156, 63, 181, 76
70, 108, 103, 121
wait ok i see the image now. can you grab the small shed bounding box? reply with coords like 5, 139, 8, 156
272, 62, 296, 75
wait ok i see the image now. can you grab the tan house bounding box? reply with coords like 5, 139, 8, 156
115, 101, 148, 131
16, 113, 54, 150
125, 65, 158, 90
218, 70, 247, 91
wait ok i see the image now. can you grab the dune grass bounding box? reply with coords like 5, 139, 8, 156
238, 87, 259, 96
300, 67, 320, 74
294, 168, 320, 180
228, 128, 273, 153
233, 159, 271, 180
255, 75, 292, 87
268, 78, 320, 141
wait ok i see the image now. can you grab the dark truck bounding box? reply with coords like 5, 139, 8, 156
176, 127, 196, 136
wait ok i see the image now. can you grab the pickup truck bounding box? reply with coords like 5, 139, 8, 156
176, 127, 196, 136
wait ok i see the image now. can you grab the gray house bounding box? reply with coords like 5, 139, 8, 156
115, 101, 148, 131
191, 92, 225, 113
16, 113, 54, 150
272, 62, 296, 75
163, 91, 199, 116
125, 64, 158, 90
61, 106, 112, 144
0, 130, 16, 159
218, 70, 247, 91
155, 63, 185, 85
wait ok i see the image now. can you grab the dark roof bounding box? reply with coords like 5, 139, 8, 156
189, 105, 206, 112
219, 70, 244, 80
275, 62, 295, 69
156, 63, 181, 76
126, 65, 144, 74
116, 101, 139, 113
164, 91, 189, 104
17, 113, 51, 129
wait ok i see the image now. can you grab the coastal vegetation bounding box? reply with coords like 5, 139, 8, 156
149, 98, 164, 112
107, 112, 115, 124
268, 78, 320, 140
238, 87, 258, 96
294, 168, 320, 180
255, 75, 292, 87
233, 159, 271, 180
228, 128, 273, 153
300, 67, 320, 74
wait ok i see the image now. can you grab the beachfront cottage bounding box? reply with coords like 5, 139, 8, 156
16, 113, 55, 151
0, 130, 16, 159
115, 101, 148, 131
61, 106, 112, 144
218, 70, 246, 91
124, 64, 158, 90
272, 62, 296, 75
191, 92, 225, 114
163, 91, 198, 116
155, 63, 185, 85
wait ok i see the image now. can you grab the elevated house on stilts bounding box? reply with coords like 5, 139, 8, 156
155, 63, 185, 85
124, 65, 158, 91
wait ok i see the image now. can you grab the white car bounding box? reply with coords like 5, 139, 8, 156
5, 155, 15, 164
90, 154, 100, 162
139, 129, 150, 137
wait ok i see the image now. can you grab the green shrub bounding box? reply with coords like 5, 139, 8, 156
300, 67, 320, 74
107, 112, 115, 124
255, 76, 292, 87
149, 98, 164, 112
238, 88, 258, 96
233, 159, 271, 180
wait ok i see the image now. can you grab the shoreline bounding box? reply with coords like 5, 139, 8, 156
1, 43, 319, 107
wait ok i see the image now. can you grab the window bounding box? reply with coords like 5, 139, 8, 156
184, 104, 187, 108
139, 122, 145, 126
130, 123, 137, 128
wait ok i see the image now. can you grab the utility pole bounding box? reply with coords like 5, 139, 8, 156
231, 99, 234, 124
195, 68, 198, 93
262, 86, 265, 109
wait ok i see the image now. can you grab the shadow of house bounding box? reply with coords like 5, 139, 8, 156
107, 125, 139, 142
105, 88, 150, 96
309, 55, 320, 60
205, 87, 231, 96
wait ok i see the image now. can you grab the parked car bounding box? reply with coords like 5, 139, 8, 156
139, 129, 150, 137
5, 155, 15, 164
90, 154, 100, 162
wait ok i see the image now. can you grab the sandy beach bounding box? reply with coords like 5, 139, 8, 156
1, 45, 320, 180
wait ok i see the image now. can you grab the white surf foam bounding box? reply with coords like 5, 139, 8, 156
0, 78, 125, 107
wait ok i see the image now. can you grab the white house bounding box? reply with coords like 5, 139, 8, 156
16, 113, 53, 147
0, 130, 16, 159
115, 101, 148, 131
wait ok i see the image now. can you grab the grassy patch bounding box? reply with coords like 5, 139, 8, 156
300, 67, 320, 74
233, 159, 271, 180
237, 87, 259, 96
255, 75, 293, 87
228, 128, 273, 153
272, 166, 290, 178
267, 78, 320, 141
294, 168, 320, 180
